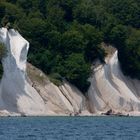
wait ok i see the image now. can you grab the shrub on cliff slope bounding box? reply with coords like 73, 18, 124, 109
0, 43, 7, 78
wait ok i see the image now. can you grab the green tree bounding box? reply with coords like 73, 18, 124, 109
0, 3, 5, 24
47, 5, 65, 32
59, 0, 77, 21
64, 53, 91, 92
1, 2, 23, 26
17, 0, 32, 15
39, 0, 47, 18
0, 43, 7, 79
73, 0, 94, 24
119, 29, 140, 79
109, 24, 128, 47
80, 24, 104, 62
61, 30, 85, 56
104, 0, 140, 28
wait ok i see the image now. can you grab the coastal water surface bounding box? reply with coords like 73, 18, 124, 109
0, 116, 140, 140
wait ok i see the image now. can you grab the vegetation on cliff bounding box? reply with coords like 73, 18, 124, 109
0, 43, 7, 78
0, 0, 140, 91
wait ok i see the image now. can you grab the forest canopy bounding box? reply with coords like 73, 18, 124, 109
0, 0, 140, 92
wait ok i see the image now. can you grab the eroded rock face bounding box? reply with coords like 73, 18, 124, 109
27, 63, 90, 116
1, 27, 140, 116
0, 28, 89, 116
88, 51, 140, 116
0, 28, 46, 115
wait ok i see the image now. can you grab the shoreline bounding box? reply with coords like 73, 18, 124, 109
0, 112, 139, 117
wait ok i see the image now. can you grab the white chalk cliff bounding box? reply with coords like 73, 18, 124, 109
0, 28, 88, 116
0, 28, 46, 116
88, 51, 140, 116
0, 27, 140, 116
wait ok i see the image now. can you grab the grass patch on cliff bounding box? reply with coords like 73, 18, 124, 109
0, 43, 7, 59
27, 63, 47, 86
48, 73, 63, 86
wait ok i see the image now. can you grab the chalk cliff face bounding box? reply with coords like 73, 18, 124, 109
88, 51, 140, 116
0, 27, 140, 116
0, 28, 46, 115
0, 28, 88, 116
27, 63, 89, 116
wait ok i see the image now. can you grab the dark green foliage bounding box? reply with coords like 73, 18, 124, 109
17, 0, 33, 15
63, 53, 91, 92
59, 0, 77, 21
73, 0, 94, 24
108, 25, 128, 47
118, 29, 140, 79
0, 62, 3, 79
0, 43, 7, 60
61, 30, 85, 56
0, 4, 5, 24
0, 43, 7, 79
49, 73, 62, 86
80, 24, 104, 62
0, 0, 140, 92
104, 0, 140, 28
1, 2, 22, 26
39, 0, 47, 18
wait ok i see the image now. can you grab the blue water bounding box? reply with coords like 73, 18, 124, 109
0, 117, 140, 140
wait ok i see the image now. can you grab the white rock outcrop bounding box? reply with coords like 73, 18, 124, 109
88, 51, 140, 116
0, 28, 46, 115
27, 63, 90, 116
1, 27, 140, 116
0, 28, 88, 116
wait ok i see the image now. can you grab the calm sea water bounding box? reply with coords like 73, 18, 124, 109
0, 116, 140, 140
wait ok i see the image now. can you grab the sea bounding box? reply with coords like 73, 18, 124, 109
0, 116, 139, 140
